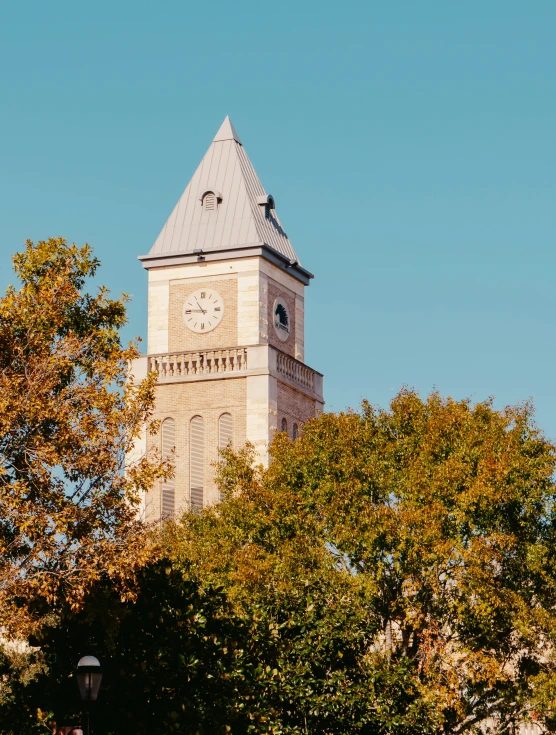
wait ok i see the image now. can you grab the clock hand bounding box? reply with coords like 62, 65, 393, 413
185, 309, 205, 313
194, 297, 206, 314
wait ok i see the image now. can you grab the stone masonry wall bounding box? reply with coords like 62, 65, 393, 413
145, 376, 247, 521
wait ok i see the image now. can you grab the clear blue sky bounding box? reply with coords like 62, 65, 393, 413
1, 2, 555, 434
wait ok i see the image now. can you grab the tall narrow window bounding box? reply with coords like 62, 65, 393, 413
218, 412, 233, 503
161, 418, 176, 519
293, 423, 298, 440
219, 412, 233, 451
281, 417, 287, 434
190, 415, 205, 512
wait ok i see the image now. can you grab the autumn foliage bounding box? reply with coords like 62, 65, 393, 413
2, 239, 556, 734
172, 393, 556, 733
0, 238, 164, 636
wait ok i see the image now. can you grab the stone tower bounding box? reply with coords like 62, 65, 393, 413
133, 116, 324, 520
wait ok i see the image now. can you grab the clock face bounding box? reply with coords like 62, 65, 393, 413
273, 297, 291, 341
183, 289, 225, 333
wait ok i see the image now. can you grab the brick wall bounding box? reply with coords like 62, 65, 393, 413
168, 277, 238, 352
276, 380, 319, 440
146, 376, 247, 520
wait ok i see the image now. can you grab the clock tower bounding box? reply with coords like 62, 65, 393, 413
133, 116, 324, 520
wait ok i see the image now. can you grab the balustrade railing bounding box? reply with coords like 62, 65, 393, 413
275, 351, 315, 393
148, 346, 321, 396
149, 347, 248, 379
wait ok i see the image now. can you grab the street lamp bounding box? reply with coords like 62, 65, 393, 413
76, 656, 103, 735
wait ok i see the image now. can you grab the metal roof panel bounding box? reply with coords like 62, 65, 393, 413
144, 116, 300, 266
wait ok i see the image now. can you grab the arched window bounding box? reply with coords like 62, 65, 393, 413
281, 417, 287, 434
190, 415, 204, 512
293, 423, 298, 440
161, 418, 176, 519
219, 412, 233, 450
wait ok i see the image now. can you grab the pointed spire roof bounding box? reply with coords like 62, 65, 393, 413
140, 116, 310, 280
212, 115, 241, 143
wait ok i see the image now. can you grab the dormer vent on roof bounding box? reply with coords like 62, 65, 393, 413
200, 189, 222, 212
257, 194, 275, 220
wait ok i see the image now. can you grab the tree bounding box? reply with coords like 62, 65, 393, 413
0, 238, 165, 637
173, 392, 556, 734
0, 561, 258, 735
172, 444, 440, 734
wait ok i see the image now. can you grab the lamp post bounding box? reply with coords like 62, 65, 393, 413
76, 656, 103, 735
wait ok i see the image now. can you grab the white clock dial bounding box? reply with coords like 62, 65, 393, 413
273, 296, 291, 341
183, 289, 225, 334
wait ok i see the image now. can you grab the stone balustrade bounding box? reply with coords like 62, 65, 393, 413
149, 347, 248, 379
275, 350, 315, 393
134, 344, 323, 400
